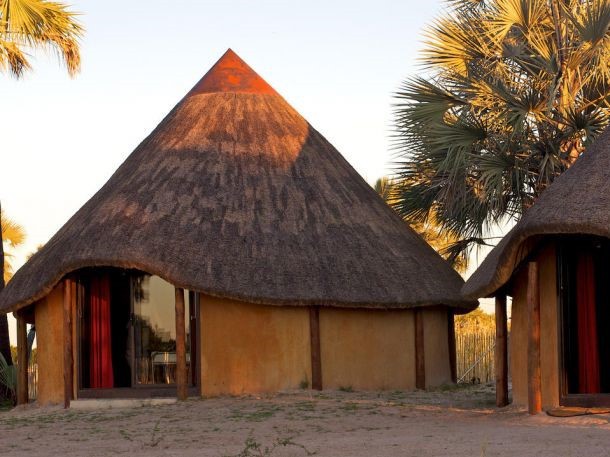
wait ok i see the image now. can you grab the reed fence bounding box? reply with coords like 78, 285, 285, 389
456, 328, 496, 384
28, 361, 37, 401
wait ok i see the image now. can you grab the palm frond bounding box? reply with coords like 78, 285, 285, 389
0, 36, 28, 76
393, 0, 610, 263
0, 210, 25, 283
490, 0, 550, 39
1, 214, 25, 247
0, 0, 83, 77
422, 13, 496, 76
566, 0, 610, 48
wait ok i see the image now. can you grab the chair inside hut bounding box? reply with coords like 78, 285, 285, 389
558, 236, 610, 401
76, 268, 198, 396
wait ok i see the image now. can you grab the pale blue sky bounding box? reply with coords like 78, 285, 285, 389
1, 0, 447, 270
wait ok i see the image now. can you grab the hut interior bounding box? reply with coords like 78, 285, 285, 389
557, 236, 610, 396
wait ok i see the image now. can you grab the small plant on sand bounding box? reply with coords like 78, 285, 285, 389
299, 378, 309, 389
148, 419, 162, 447
338, 385, 354, 393
340, 402, 359, 413
226, 435, 316, 457
229, 404, 281, 422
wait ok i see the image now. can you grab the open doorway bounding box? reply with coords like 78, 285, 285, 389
558, 236, 610, 405
77, 268, 196, 394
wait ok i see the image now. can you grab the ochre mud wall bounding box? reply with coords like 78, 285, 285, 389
510, 243, 559, 408
35, 284, 65, 405
200, 300, 453, 395
33, 285, 455, 401
423, 307, 452, 388
510, 269, 528, 407
319, 308, 417, 391
200, 295, 311, 396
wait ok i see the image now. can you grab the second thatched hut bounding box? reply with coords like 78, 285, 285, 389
464, 127, 610, 411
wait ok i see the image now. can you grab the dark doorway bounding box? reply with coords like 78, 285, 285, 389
559, 236, 610, 403
79, 269, 131, 389
110, 271, 132, 387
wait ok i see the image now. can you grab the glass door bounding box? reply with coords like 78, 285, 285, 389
131, 274, 191, 386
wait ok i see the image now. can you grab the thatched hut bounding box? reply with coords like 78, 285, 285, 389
463, 128, 610, 412
1, 50, 475, 406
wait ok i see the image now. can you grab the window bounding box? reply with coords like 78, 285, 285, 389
132, 274, 191, 385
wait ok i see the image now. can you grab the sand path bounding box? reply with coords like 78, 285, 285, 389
1, 384, 608, 456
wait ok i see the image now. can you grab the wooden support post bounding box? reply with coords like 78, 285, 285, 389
175, 287, 188, 401
16, 311, 28, 405
71, 280, 77, 400
495, 294, 509, 407
196, 292, 203, 397
414, 308, 426, 390
188, 291, 197, 388
447, 309, 457, 384
63, 278, 73, 409
527, 262, 542, 414
309, 306, 322, 390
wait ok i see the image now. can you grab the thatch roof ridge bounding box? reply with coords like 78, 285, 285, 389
463, 127, 610, 299
188, 48, 277, 96
0, 50, 477, 313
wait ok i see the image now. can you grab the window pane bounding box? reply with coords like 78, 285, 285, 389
132, 274, 190, 385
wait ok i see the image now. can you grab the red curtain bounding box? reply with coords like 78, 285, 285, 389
576, 251, 600, 394
89, 275, 114, 388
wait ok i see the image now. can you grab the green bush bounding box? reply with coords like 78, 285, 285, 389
0, 352, 16, 405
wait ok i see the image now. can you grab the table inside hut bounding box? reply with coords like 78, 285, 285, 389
149, 352, 191, 384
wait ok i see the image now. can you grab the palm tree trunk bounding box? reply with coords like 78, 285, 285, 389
549, 1, 581, 165
0, 202, 13, 367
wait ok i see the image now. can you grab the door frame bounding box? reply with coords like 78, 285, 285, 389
75, 268, 200, 398
557, 239, 610, 407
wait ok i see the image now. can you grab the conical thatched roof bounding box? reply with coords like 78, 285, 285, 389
463, 127, 610, 299
0, 49, 476, 313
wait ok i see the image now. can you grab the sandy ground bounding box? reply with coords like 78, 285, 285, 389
1, 384, 609, 457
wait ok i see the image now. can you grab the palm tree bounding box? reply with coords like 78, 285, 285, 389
0, 205, 25, 367
1, 0, 83, 77
393, 0, 610, 261
374, 177, 467, 271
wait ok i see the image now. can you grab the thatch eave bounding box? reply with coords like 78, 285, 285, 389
1, 256, 477, 314
463, 223, 610, 300
463, 127, 610, 299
